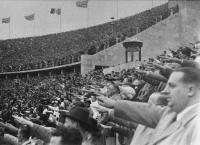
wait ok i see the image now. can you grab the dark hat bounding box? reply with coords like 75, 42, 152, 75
61, 107, 99, 132
86, 117, 98, 132
181, 47, 192, 57
72, 101, 85, 108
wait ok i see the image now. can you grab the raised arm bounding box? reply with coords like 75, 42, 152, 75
98, 97, 166, 128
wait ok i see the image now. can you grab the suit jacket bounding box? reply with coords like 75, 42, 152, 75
130, 125, 154, 145
113, 100, 200, 145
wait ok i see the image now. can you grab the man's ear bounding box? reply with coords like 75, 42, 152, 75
188, 84, 196, 97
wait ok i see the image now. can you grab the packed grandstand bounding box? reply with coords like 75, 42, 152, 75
0, 3, 178, 73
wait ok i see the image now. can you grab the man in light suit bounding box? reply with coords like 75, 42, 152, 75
98, 67, 200, 145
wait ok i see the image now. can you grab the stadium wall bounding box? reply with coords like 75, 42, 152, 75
103, 61, 136, 74
122, 0, 200, 61
168, 0, 200, 44
81, 44, 126, 75
168, 0, 198, 9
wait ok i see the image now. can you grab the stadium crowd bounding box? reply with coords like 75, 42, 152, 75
1, 41, 200, 145
2, 2, 199, 145
0, 3, 179, 73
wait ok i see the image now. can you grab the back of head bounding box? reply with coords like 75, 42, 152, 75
51, 126, 82, 145
181, 47, 191, 57
60, 127, 82, 145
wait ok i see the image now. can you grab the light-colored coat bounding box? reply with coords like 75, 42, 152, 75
113, 100, 200, 145
130, 124, 154, 145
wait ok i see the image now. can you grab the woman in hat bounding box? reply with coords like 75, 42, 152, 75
61, 107, 105, 145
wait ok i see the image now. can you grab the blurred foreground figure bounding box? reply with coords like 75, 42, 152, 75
49, 126, 82, 145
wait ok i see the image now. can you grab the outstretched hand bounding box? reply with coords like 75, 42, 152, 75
13, 115, 33, 127
92, 105, 112, 113
158, 56, 178, 63
135, 69, 146, 75
152, 62, 165, 70
97, 97, 116, 109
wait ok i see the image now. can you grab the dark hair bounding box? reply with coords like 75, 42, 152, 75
60, 98, 64, 102
173, 67, 200, 85
19, 124, 31, 139
112, 84, 120, 93
53, 126, 82, 145
73, 101, 85, 108
181, 47, 191, 57
124, 77, 132, 83
73, 97, 81, 102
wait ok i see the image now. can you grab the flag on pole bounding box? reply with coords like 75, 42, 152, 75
76, 0, 88, 8
50, 8, 61, 15
2, 17, 10, 23
25, 14, 35, 21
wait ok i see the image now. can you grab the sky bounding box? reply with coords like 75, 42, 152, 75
0, 0, 167, 40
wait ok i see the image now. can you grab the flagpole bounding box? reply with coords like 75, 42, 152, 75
59, 12, 62, 32
9, 21, 11, 38
116, 0, 118, 37
87, 3, 89, 28
33, 14, 36, 36
117, 0, 118, 19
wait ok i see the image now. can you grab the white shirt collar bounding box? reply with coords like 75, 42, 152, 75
177, 103, 200, 121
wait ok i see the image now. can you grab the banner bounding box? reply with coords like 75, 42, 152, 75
25, 14, 35, 21
2, 17, 10, 23
50, 8, 61, 15
76, 0, 88, 8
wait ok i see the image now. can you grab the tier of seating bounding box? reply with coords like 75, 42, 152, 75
0, 3, 179, 73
